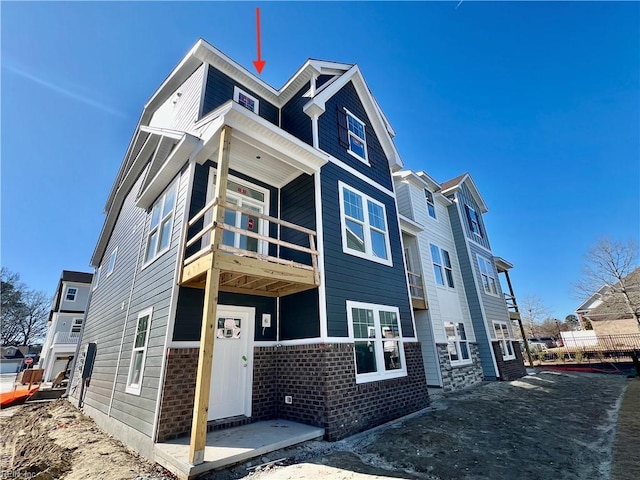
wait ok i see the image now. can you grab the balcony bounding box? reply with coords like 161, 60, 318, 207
504, 293, 521, 321
52, 331, 80, 346
407, 271, 428, 310
181, 198, 319, 297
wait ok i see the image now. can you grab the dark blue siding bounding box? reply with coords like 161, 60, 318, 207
280, 289, 320, 340
320, 162, 413, 338
173, 287, 276, 342
202, 65, 279, 126
318, 81, 393, 191
316, 75, 333, 89
281, 82, 312, 146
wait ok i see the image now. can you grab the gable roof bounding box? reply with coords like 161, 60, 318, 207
440, 172, 488, 213
581, 267, 640, 321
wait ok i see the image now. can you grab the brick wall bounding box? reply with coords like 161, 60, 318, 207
435, 343, 484, 392
492, 341, 526, 381
157, 342, 430, 442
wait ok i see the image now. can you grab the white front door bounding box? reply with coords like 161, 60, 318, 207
208, 305, 254, 421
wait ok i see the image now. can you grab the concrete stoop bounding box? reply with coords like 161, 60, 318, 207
154, 419, 324, 479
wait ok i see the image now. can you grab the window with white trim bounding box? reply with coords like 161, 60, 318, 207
465, 205, 483, 237
345, 109, 368, 162
106, 248, 118, 277
233, 86, 259, 114
494, 321, 515, 360
70, 318, 83, 337
425, 189, 436, 219
339, 183, 392, 266
430, 244, 454, 288
444, 322, 471, 364
126, 308, 153, 395
477, 255, 498, 295
348, 301, 406, 383
144, 183, 177, 264
65, 287, 77, 302
92, 266, 101, 291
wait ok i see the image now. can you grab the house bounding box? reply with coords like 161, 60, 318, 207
576, 267, 640, 336
439, 173, 526, 381
39, 270, 93, 382
69, 39, 428, 472
393, 170, 484, 391
0, 346, 27, 374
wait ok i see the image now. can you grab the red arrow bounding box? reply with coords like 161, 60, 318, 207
253, 7, 266, 74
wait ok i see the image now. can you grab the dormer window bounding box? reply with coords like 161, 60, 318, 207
233, 86, 259, 114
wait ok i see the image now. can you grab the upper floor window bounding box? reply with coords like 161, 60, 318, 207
233, 86, 259, 114
477, 255, 498, 295
444, 322, 471, 364
126, 307, 153, 395
92, 266, 101, 291
494, 321, 515, 360
106, 248, 118, 277
425, 189, 436, 219
430, 244, 454, 288
348, 301, 406, 383
339, 182, 391, 266
65, 287, 77, 302
144, 183, 177, 264
70, 318, 83, 337
465, 205, 483, 237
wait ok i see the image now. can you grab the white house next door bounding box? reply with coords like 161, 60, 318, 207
208, 305, 255, 421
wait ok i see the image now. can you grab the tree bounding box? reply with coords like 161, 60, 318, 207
1, 268, 50, 346
520, 295, 550, 338
565, 314, 580, 331
576, 238, 640, 328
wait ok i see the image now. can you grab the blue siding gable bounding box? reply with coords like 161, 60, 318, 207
320, 162, 413, 338
456, 182, 492, 251
281, 82, 313, 146
201, 65, 279, 125
318, 81, 393, 192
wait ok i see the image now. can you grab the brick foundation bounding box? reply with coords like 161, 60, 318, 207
435, 343, 484, 392
156, 342, 430, 442
492, 341, 527, 381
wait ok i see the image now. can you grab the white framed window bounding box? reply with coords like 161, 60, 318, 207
126, 307, 153, 395
345, 109, 368, 163
144, 182, 177, 265
339, 182, 392, 266
65, 287, 77, 302
92, 266, 101, 291
233, 86, 259, 114
106, 247, 118, 277
425, 189, 436, 219
444, 322, 471, 364
70, 318, 83, 337
477, 255, 498, 295
465, 205, 483, 237
347, 301, 406, 383
494, 321, 515, 360
430, 244, 454, 288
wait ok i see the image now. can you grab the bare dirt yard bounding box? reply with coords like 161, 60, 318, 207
1, 371, 637, 480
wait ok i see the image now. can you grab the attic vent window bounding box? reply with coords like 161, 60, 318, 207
233, 86, 259, 114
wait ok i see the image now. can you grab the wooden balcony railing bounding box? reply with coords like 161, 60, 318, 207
407, 271, 428, 310
180, 198, 320, 297
504, 293, 521, 320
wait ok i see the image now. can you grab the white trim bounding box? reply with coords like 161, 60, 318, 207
125, 307, 154, 396
338, 181, 393, 267
64, 286, 78, 302
233, 86, 260, 114
493, 321, 516, 360
105, 247, 118, 278
430, 243, 455, 290
140, 179, 179, 270
346, 301, 408, 384
476, 254, 500, 297
197, 62, 209, 119
444, 321, 473, 366
314, 172, 328, 341
325, 153, 395, 197
168, 341, 201, 349
343, 108, 369, 165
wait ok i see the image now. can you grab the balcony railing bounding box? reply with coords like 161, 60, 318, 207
53, 331, 80, 346
504, 293, 521, 320
407, 271, 427, 310
181, 198, 319, 297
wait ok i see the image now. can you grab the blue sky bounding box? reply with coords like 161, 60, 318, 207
2, 1, 638, 320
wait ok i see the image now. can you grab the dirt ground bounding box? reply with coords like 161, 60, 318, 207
1, 371, 636, 480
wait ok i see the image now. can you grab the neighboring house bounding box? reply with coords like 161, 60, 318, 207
394, 170, 483, 391
439, 173, 526, 381
0, 346, 27, 374
40, 270, 93, 382
576, 267, 640, 336
69, 39, 428, 468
